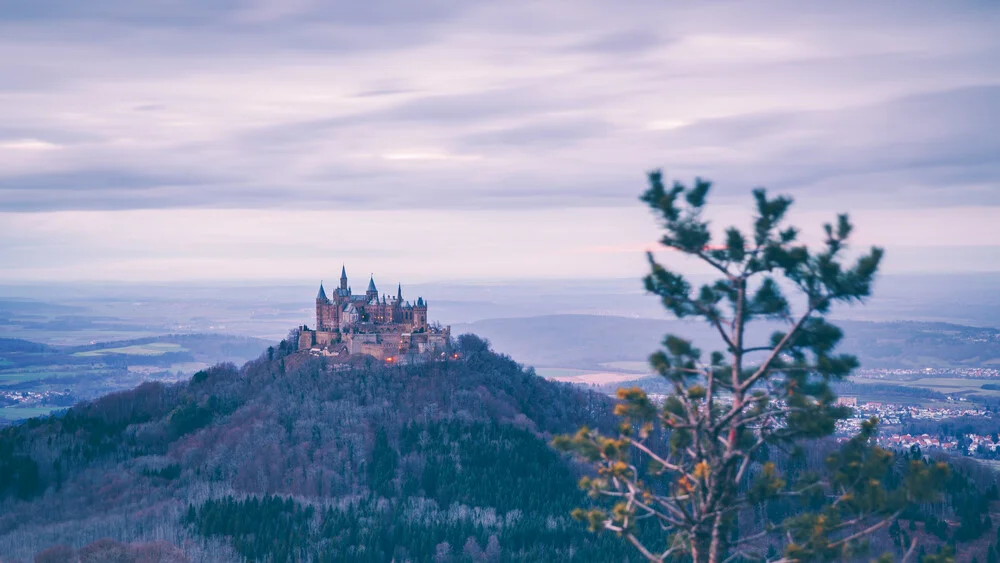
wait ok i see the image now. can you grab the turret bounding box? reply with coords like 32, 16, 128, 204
413, 296, 428, 331
340, 265, 348, 290
316, 282, 330, 331
366, 276, 378, 301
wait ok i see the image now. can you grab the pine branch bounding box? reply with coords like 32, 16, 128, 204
737, 309, 813, 394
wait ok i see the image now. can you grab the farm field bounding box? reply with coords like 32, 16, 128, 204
73, 342, 185, 357
0, 406, 62, 422
534, 367, 594, 379
599, 360, 650, 373
0, 365, 105, 386
850, 376, 1000, 397
535, 367, 650, 386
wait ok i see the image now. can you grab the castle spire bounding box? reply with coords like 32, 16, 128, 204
317, 281, 327, 301
367, 275, 377, 293
397, 283, 402, 302
340, 264, 348, 290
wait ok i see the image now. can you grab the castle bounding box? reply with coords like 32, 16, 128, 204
297, 266, 450, 361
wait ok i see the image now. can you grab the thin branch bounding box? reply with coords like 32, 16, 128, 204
624, 478, 689, 526
723, 548, 765, 563
827, 510, 903, 549
742, 346, 776, 354
659, 544, 684, 561
625, 531, 664, 563
730, 529, 771, 547
738, 310, 812, 393
689, 301, 738, 354
628, 438, 688, 475
900, 537, 919, 563
693, 249, 735, 279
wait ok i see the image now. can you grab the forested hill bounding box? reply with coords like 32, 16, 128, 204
0, 335, 628, 562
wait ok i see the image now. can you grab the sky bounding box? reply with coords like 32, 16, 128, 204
1, 0, 998, 283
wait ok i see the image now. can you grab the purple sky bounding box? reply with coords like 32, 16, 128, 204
1, 1, 998, 282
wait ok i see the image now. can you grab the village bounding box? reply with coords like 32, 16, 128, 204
834, 397, 999, 455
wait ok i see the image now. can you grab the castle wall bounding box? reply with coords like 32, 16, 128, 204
298, 329, 340, 351
344, 332, 377, 355
298, 330, 314, 350
315, 331, 337, 347
359, 342, 385, 360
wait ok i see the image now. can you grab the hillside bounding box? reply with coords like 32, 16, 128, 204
0, 335, 626, 562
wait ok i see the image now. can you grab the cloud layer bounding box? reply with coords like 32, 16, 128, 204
1, 1, 998, 280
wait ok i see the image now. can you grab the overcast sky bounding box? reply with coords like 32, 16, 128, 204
1, 1, 998, 284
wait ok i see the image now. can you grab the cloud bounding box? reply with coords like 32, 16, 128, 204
0, 2, 991, 213
642, 84, 1000, 194
0, 170, 222, 211
0, 0, 471, 27
380, 151, 481, 161
462, 117, 614, 148
0, 139, 60, 150
0, 1, 998, 279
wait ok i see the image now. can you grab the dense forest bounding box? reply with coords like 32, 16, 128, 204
0, 334, 629, 561
1, 334, 999, 561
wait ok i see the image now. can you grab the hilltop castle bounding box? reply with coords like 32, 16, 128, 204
297, 266, 450, 361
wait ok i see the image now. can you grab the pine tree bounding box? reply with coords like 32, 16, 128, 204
555, 172, 949, 563
368, 427, 398, 497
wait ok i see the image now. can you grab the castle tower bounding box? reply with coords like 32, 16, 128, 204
413, 297, 428, 331
366, 276, 378, 302
340, 265, 348, 291
316, 282, 330, 331
393, 284, 403, 322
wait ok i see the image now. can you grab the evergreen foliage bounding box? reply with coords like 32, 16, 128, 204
554, 172, 950, 563
185, 421, 635, 562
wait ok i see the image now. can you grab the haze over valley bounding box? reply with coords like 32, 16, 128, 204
3, 273, 999, 425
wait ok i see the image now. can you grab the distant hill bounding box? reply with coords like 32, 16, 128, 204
0, 335, 627, 561
65, 333, 272, 365
0, 333, 273, 424
453, 315, 1000, 371
0, 338, 58, 354
1, 333, 271, 371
